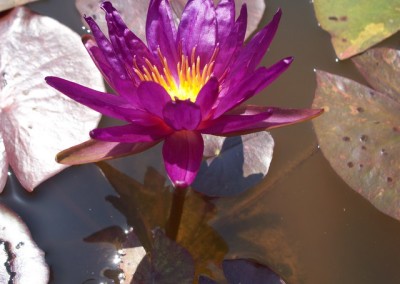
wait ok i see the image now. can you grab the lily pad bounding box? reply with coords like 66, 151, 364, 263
0, 7, 103, 192
0, 0, 39, 12
312, 68, 400, 220
313, 0, 400, 59
193, 132, 274, 196
0, 204, 49, 283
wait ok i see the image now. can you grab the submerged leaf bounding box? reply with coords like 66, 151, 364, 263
133, 228, 194, 284
0, 204, 49, 283
193, 132, 274, 196
313, 0, 400, 59
313, 69, 400, 220
75, 0, 265, 42
0, 7, 103, 192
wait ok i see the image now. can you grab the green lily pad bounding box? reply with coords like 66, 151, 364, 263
312, 69, 400, 220
313, 0, 400, 59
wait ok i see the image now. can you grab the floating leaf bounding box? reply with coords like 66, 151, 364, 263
0, 204, 49, 283
200, 259, 285, 284
313, 0, 400, 59
193, 132, 274, 196
133, 228, 195, 284
0, 0, 39, 12
352, 47, 400, 104
75, 0, 265, 42
0, 7, 103, 192
312, 69, 400, 220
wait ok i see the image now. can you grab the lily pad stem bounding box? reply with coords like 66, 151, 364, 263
166, 186, 187, 241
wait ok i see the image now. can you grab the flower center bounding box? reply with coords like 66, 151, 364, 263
133, 47, 218, 102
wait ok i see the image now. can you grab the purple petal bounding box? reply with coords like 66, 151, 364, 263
137, 81, 172, 118
213, 4, 247, 78
56, 139, 159, 165
90, 120, 172, 143
214, 58, 293, 117
163, 100, 202, 130
162, 130, 204, 188
177, 0, 216, 64
209, 105, 324, 132
101, 2, 158, 75
194, 77, 219, 118
200, 108, 273, 135
215, 0, 235, 43
146, 0, 178, 75
45, 76, 143, 121
228, 9, 282, 80
85, 15, 128, 80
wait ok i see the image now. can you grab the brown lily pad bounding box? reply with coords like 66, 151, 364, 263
313, 0, 400, 59
312, 69, 400, 220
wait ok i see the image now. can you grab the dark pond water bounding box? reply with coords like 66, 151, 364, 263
2, 0, 400, 283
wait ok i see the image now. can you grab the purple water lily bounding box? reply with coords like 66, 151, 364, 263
46, 0, 322, 188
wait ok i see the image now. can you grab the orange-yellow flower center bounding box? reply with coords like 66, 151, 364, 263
133, 47, 218, 102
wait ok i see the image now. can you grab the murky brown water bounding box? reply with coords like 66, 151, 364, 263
1, 0, 400, 283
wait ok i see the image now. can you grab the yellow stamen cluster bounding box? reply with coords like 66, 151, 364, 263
133, 47, 218, 102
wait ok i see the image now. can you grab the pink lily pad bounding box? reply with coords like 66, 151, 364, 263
0, 204, 49, 283
75, 0, 265, 42
312, 67, 400, 220
0, 7, 103, 192
0, 0, 39, 12
193, 132, 274, 196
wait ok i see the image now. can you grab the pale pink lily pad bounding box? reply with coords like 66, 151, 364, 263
0, 7, 103, 192
0, 204, 49, 283
0, 0, 39, 12
75, 0, 265, 41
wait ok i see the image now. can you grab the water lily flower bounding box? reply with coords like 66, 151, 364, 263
46, 0, 322, 188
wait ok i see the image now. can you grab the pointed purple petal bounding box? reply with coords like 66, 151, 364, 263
213, 4, 247, 78
85, 15, 128, 80
162, 130, 204, 188
200, 108, 273, 135
101, 2, 158, 74
215, 0, 235, 43
56, 139, 159, 165
45, 76, 142, 121
214, 57, 293, 117
206, 105, 324, 134
229, 9, 282, 80
146, 0, 178, 74
195, 77, 219, 118
83, 37, 141, 106
90, 119, 171, 143
163, 100, 202, 130
137, 81, 172, 118
177, 0, 216, 64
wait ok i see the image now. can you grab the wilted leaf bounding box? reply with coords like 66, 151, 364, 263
312, 69, 400, 220
193, 132, 274, 196
313, 0, 400, 59
200, 259, 285, 284
0, 7, 103, 192
133, 228, 195, 284
0, 204, 49, 283
0, 0, 39, 12
75, 0, 265, 42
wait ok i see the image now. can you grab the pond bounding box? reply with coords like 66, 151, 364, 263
1, 0, 400, 283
